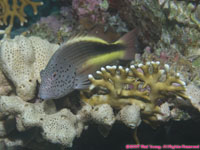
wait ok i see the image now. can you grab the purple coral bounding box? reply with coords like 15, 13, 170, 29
60, 7, 74, 20
39, 16, 63, 34
72, 0, 109, 24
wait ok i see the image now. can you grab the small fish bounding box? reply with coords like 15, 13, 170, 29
38, 29, 140, 100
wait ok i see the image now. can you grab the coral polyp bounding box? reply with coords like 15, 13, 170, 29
81, 61, 189, 126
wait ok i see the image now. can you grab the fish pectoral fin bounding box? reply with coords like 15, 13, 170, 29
74, 75, 91, 90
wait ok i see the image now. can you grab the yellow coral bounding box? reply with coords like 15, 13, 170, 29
81, 61, 189, 126
0, 0, 43, 28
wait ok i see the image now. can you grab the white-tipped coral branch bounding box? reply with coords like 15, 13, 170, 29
81, 61, 189, 126
0, 0, 43, 32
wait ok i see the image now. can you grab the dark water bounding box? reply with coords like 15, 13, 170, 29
71, 120, 200, 150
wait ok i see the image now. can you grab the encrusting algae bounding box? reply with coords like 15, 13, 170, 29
81, 61, 189, 127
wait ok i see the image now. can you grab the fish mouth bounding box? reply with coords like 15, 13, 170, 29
38, 88, 58, 100
38, 93, 52, 100
38, 92, 45, 100
38, 89, 51, 100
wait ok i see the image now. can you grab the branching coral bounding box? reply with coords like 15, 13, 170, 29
0, 0, 43, 31
81, 61, 189, 126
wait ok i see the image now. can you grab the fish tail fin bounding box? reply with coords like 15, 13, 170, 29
115, 28, 140, 60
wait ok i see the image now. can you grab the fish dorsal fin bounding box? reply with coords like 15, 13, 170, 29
66, 35, 109, 46
57, 34, 123, 71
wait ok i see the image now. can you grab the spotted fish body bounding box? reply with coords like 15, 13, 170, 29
38, 29, 139, 100
39, 57, 76, 100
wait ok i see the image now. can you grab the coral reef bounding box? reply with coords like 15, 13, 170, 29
112, 0, 165, 46
0, 96, 79, 147
0, 0, 43, 34
185, 83, 200, 111
104, 14, 128, 33
154, 25, 200, 57
110, 0, 200, 61
0, 95, 144, 148
26, 6, 75, 43
81, 61, 190, 126
91, 104, 115, 126
72, 0, 109, 25
116, 104, 141, 129
163, 0, 200, 28
154, 1, 200, 75
0, 114, 15, 137
152, 0, 200, 78
0, 36, 59, 100
0, 70, 12, 96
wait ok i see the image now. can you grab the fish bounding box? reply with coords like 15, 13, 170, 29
38, 29, 140, 100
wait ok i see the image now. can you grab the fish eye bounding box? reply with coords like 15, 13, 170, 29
53, 72, 57, 77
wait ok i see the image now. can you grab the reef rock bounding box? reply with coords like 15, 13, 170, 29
91, 104, 115, 126
0, 70, 12, 96
0, 96, 79, 147
0, 36, 59, 101
0, 95, 139, 148
186, 83, 200, 112
116, 104, 141, 129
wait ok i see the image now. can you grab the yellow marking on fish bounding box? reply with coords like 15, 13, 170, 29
113, 40, 124, 45
83, 50, 125, 67
67, 36, 109, 45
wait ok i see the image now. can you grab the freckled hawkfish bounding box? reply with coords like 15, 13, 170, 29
38, 29, 140, 100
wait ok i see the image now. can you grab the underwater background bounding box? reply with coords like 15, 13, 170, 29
0, 0, 200, 150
